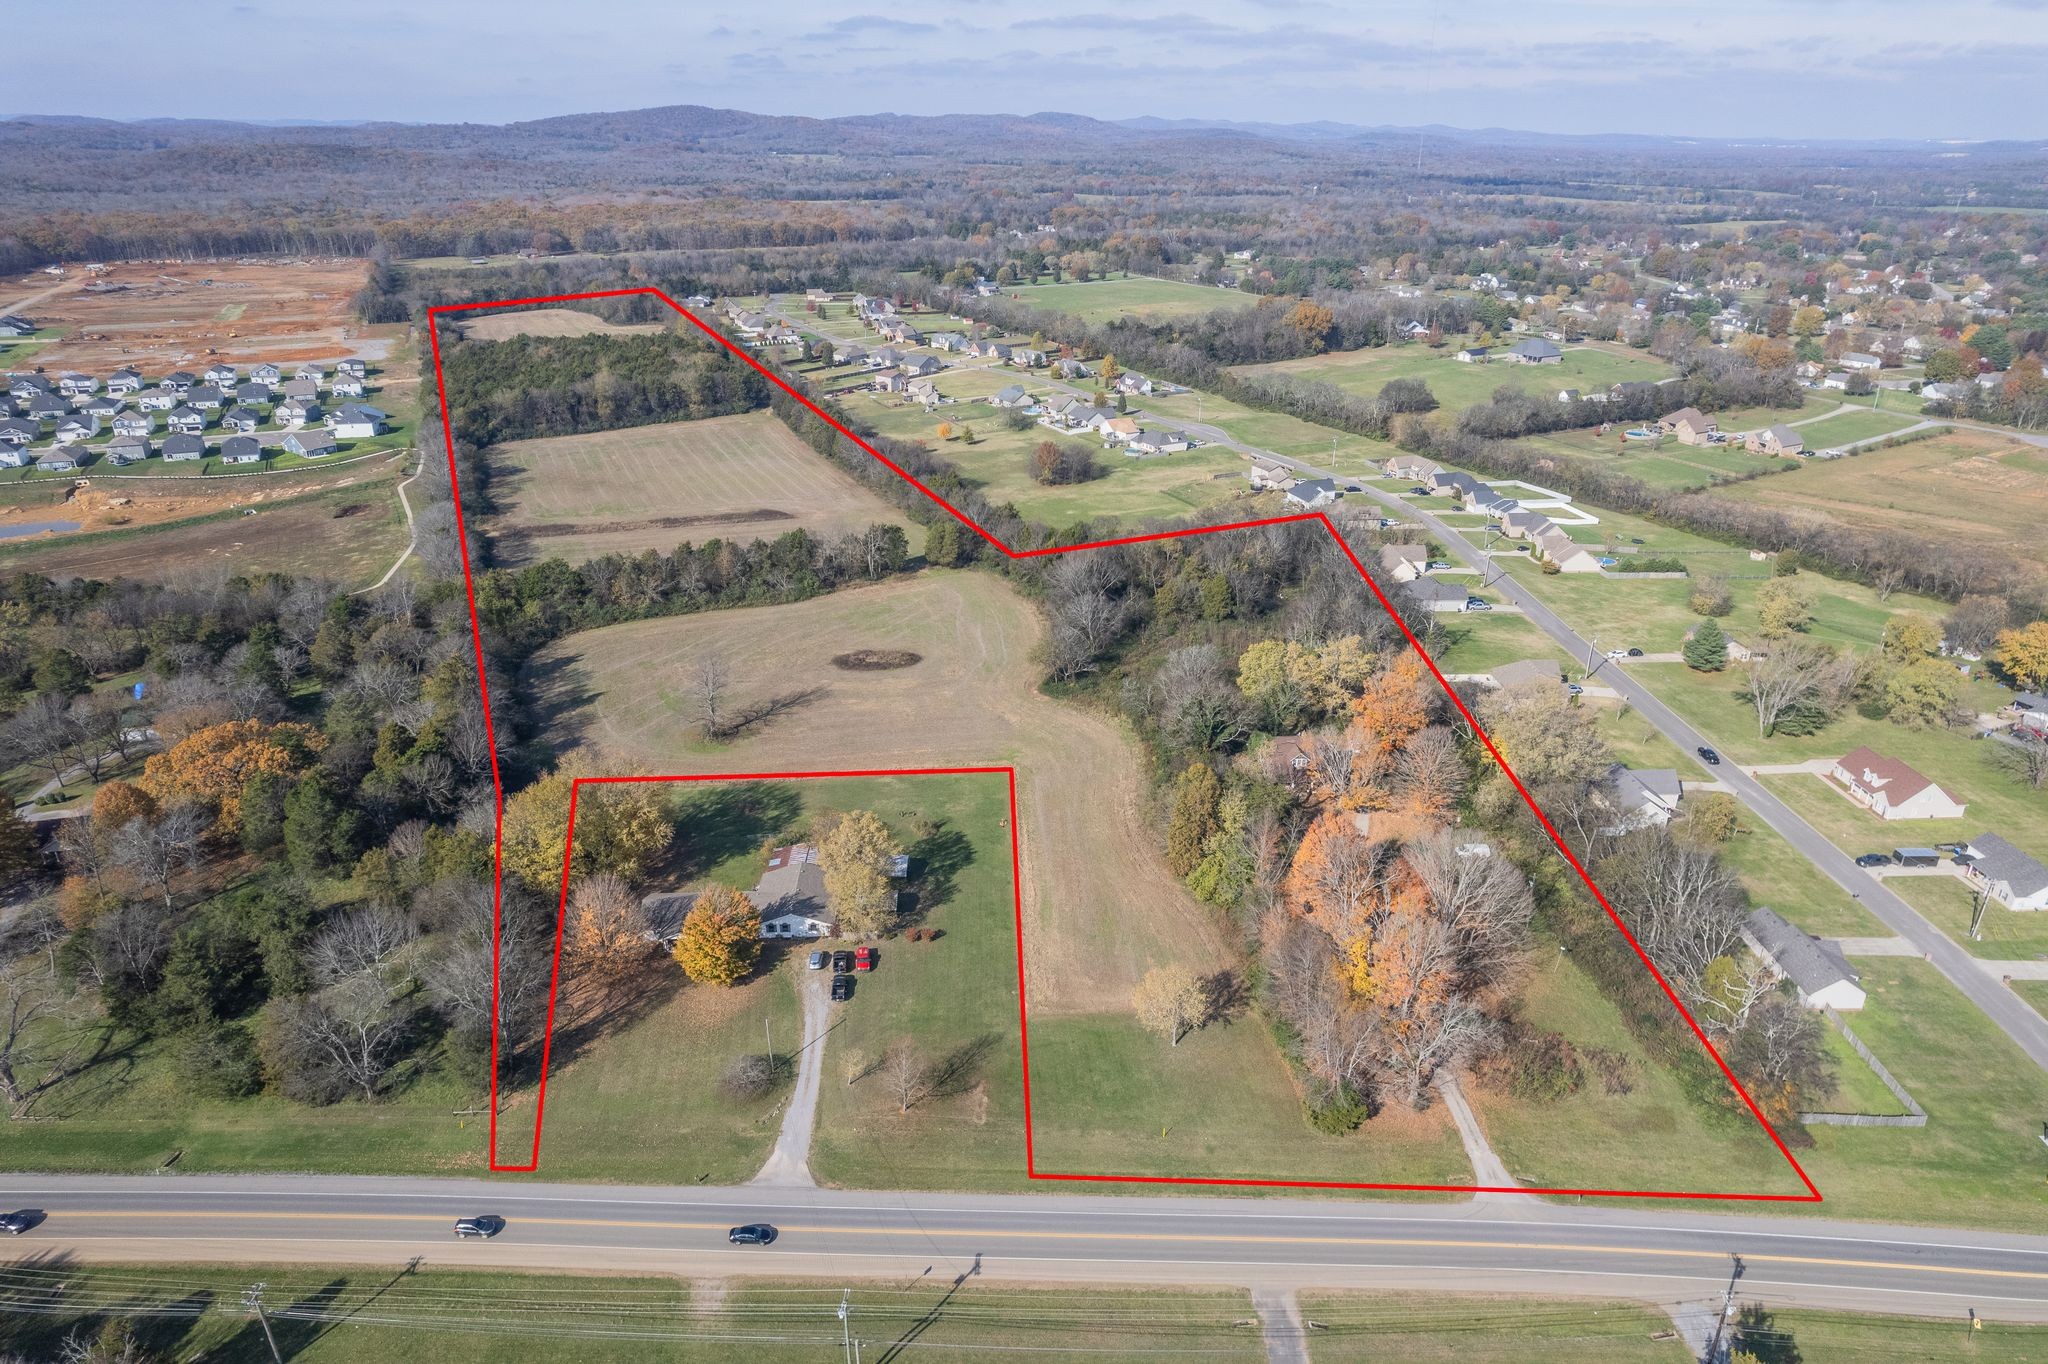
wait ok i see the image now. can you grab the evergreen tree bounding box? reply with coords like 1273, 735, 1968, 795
1684, 617, 1729, 672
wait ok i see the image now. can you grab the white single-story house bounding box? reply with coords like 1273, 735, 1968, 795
1596, 764, 1682, 835
1958, 833, 2048, 912
1405, 576, 1472, 613
1285, 477, 1340, 509
1534, 529, 1601, 573
1829, 747, 1967, 821
284, 429, 338, 458
1377, 543, 1427, 583
1385, 454, 1441, 481
1742, 907, 1866, 1011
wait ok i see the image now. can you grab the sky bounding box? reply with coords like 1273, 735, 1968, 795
14, 0, 2048, 141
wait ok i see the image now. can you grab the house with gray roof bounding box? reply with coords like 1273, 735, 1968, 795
1741, 907, 1865, 1010
284, 428, 338, 458
161, 433, 206, 461
990, 384, 1033, 409
221, 435, 264, 464
1492, 658, 1564, 692
1959, 833, 2048, 911
0, 417, 38, 447
106, 435, 149, 465
112, 411, 152, 438
1403, 576, 1472, 613
1508, 338, 1562, 364
1377, 543, 1427, 582
1597, 764, 1681, 835
222, 406, 264, 434
1285, 477, 1339, 509
166, 406, 206, 435
1746, 423, 1805, 457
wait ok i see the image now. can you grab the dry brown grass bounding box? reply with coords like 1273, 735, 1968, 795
456, 307, 671, 340
525, 571, 1230, 1012
486, 411, 920, 564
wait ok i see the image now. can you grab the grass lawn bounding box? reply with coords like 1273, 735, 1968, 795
2016, 980, 2048, 1016
1522, 428, 1787, 491
1300, 1293, 1691, 1362
1811, 1017, 1911, 1117
843, 382, 1255, 528
1713, 400, 1812, 432
1002, 274, 1253, 323
0, 1266, 1261, 1364
800, 773, 1033, 1192
1426, 610, 1578, 676
1745, 1307, 2048, 1362
1140, 387, 1398, 474
1790, 408, 1918, 449
1715, 813, 1888, 937
1892, 876, 2048, 962
1024, 1010, 1471, 1189
1236, 344, 1674, 416
1465, 949, 1808, 1198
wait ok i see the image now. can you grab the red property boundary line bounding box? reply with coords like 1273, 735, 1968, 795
425, 286, 1821, 1203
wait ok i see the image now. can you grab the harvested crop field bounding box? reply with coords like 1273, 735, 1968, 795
486, 411, 921, 564
2, 257, 378, 373
1717, 427, 2048, 579
0, 467, 411, 589
456, 307, 672, 340
525, 572, 1230, 1013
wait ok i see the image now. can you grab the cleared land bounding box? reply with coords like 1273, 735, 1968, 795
526, 571, 1228, 1015
4, 257, 378, 372
999, 274, 1253, 323
1783, 407, 1917, 449
1237, 343, 1674, 415
1718, 427, 2048, 580
486, 412, 921, 565
457, 307, 671, 340
0, 462, 413, 589
1301, 1294, 1691, 1362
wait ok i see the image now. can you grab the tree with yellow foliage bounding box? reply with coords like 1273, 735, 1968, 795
502, 774, 674, 890
137, 719, 320, 832
1995, 621, 2048, 690
819, 809, 902, 937
672, 883, 761, 986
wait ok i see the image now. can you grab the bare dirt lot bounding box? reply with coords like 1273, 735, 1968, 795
525, 571, 1230, 1013
2, 258, 379, 373
456, 307, 671, 340
487, 411, 922, 565
0, 461, 411, 588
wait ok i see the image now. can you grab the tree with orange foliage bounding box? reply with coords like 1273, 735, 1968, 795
90, 780, 158, 841
565, 871, 651, 995
137, 719, 321, 832
1283, 810, 1393, 942
1348, 653, 1431, 754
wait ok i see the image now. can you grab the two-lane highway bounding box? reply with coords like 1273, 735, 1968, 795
10, 1174, 2048, 1322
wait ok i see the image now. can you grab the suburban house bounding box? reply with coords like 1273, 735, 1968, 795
1124, 428, 1189, 456
336, 358, 368, 379
24, 395, 69, 421
640, 842, 904, 944
1746, 424, 1805, 457
1507, 338, 1562, 364
331, 375, 367, 398
220, 406, 262, 434
0, 418, 37, 447
990, 384, 1033, 409
1492, 658, 1564, 692
250, 363, 284, 385
1010, 347, 1050, 368
1101, 416, 1142, 443
1840, 351, 1882, 371
111, 411, 151, 438
283, 429, 338, 458
1497, 509, 1555, 540
1263, 734, 1315, 792
1377, 543, 1428, 583
929, 333, 968, 353
1535, 529, 1601, 573
106, 435, 149, 465
1957, 833, 2048, 912
906, 378, 940, 406
0, 315, 37, 338
897, 354, 940, 379
1055, 358, 1092, 380
1428, 469, 1484, 499
1597, 764, 1682, 835
204, 362, 239, 386
221, 435, 263, 465
1821, 372, 1850, 391
54, 415, 100, 444
57, 372, 99, 397
1659, 407, 1718, 446
186, 384, 226, 411
1405, 576, 1472, 613
1115, 372, 1156, 396
833, 343, 868, 366
105, 368, 142, 396
294, 363, 327, 384
1248, 459, 1293, 491
80, 395, 122, 419
37, 450, 78, 472
2008, 693, 2048, 737
275, 398, 322, 427
330, 404, 388, 439
279, 378, 320, 402
872, 370, 910, 394
137, 388, 178, 412
1741, 908, 1866, 1011
1455, 347, 1489, 363
868, 347, 904, 370
1285, 477, 1340, 509
162, 371, 196, 394
1828, 747, 1968, 820
1385, 454, 1441, 482
161, 433, 206, 461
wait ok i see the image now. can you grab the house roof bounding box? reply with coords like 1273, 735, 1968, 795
1834, 746, 1956, 807
161, 433, 204, 455
993, 384, 1027, 402
221, 436, 262, 459
1746, 907, 1858, 997
1493, 658, 1562, 689
1406, 576, 1469, 602
1662, 406, 1710, 428
1379, 543, 1427, 569
1962, 833, 2048, 900
1511, 338, 1561, 358
1287, 477, 1338, 501
1610, 764, 1681, 809
1762, 423, 1802, 445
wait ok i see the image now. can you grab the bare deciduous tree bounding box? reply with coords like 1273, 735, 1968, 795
107, 802, 208, 913
0, 955, 99, 1119
308, 907, 419, 985
267, 976, 416, 1104
690, 652, 733, 740
1739, 641, 1859, 738
883, 1041, 927, 1114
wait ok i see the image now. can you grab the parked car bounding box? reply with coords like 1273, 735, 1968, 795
1696, 746, 1721, 766
0, 1211, 34, 1236
1566, 683, 1584, 696
1855, 853, 1893, 869
1935, 843, 1969, 856
854, 946, 876, 972
830, 975, 854, 1002
807, 950, 828, 970
1464, 599, 1491, 612
1629, 537, 1645, 544
831, 950, 855, 974
1605, 648, 1630, 661
1408, 485, 1431, 495
728, 1224, 777, 1245
1427, 560, 1451, 570
1625, 647, 1644, 657
453, 1216, 505, 1239
1344, 483, 1362, 493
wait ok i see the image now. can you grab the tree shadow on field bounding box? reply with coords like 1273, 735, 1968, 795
719, 685, 830, 741
520, 651, 598, 762
900, 824, 975, 927
542, 957, 683, 1077
922, 1032, 1002, 1102
664, 780, 806, 881
1202, 969, 1251, 1028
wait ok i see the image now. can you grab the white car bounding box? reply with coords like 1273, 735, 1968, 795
1605, 648, 1630, 661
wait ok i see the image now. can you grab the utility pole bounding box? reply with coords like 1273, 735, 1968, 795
839, 1289, 853, 1364
1703, 1254, 1746, 1364
243, 1282, 283, 1364
1969, 879, 1991, 942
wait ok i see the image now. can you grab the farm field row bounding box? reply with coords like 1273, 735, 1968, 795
1234, 343, 1675, 414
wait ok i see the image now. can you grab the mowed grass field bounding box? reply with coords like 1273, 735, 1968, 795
1786, 407, 1918, 449
525, 571, 1228, 1016
1299, 1294, 1693, 1362
0, 472, 412, 589
1000, 274, 1253, 323
1236, 343, 1674, 414
486, 412, 922, 565
836, 373, 1255, 528
457, 306, 671, 340
1718, 427, 2048, 579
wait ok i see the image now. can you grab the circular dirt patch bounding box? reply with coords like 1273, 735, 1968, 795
832, 649, 923, 671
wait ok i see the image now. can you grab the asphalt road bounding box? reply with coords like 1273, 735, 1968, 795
10, 1174, 2048, 1323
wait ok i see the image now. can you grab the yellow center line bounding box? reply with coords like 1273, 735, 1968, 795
45, 1212, 2048, 1283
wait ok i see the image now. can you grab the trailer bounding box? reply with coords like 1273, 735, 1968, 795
1892, 847, 1941, 868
